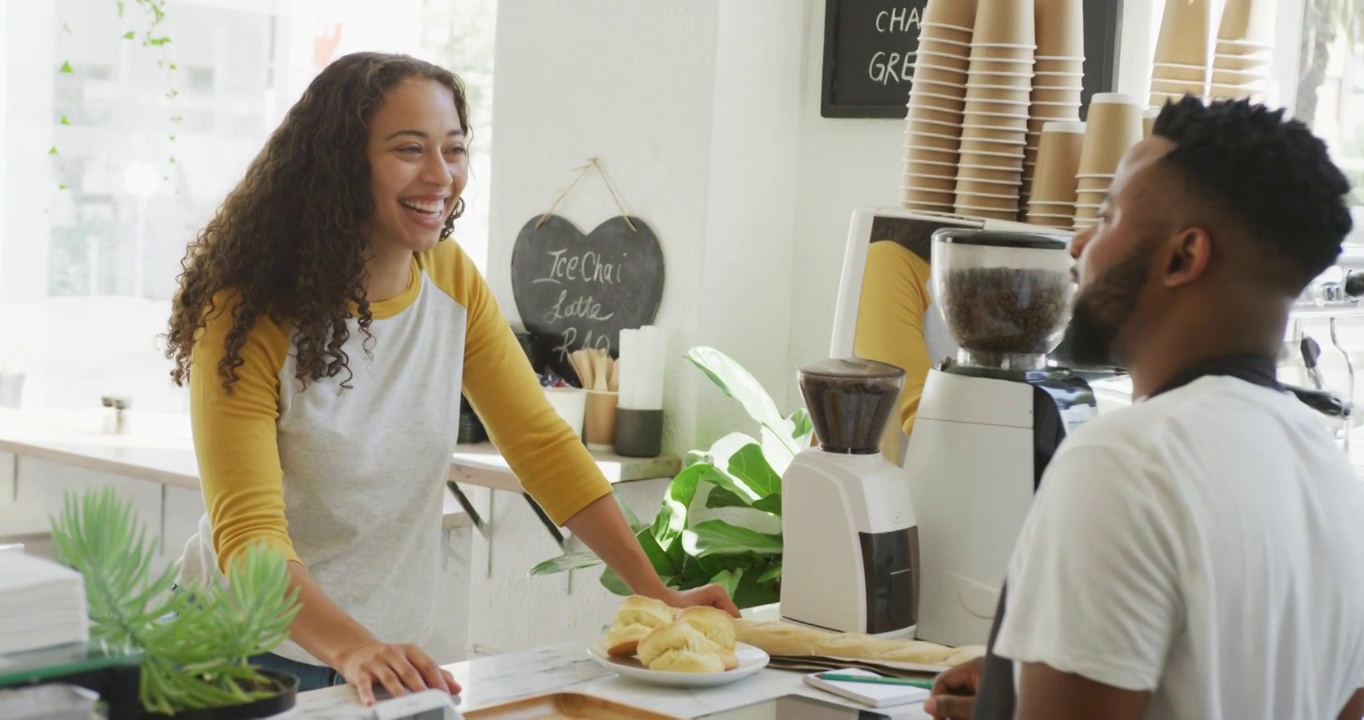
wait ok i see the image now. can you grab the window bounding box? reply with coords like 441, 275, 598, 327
1293, 0, 1364, 207
0, 0, 496, 412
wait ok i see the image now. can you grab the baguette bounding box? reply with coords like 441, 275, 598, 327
735, 619, 985, 667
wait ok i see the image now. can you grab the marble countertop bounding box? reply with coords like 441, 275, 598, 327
0, 408, 471, 530
289, 640, 932, 719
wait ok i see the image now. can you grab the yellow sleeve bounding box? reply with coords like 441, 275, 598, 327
852, 241, 934, 460
188, 292, 300, 571
422, 242, 613, 526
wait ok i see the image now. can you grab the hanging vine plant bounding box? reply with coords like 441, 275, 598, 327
52, 0, 179, 190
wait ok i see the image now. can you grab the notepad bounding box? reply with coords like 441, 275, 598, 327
803, 667, 931, 708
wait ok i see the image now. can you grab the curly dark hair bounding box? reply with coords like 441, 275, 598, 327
1152, 96, 1353, 294
165, 52, 470, 392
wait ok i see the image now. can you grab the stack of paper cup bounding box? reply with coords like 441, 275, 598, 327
1024, 0, 1084, 207
955, 0, 1035, 222
1209, 0, 1274, 103
1143, 107, 1160, 138
1150, 0, 1212, 109
1072, 94, 1143, 231
1025, 120, 1085, 227
903, 0, 978, 212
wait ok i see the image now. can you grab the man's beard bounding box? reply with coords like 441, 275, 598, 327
1060, 240, 1157, 369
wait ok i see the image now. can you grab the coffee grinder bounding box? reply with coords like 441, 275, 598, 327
906, 228, 1098, 648
780, 358, 920, 637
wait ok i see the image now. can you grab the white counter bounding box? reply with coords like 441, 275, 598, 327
292, 640, 932, 719
0, 408, 471, 530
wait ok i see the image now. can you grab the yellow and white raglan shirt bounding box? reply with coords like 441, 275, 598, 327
174, 240, 612, 666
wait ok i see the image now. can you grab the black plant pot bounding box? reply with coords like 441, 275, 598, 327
139, 670, 297, 720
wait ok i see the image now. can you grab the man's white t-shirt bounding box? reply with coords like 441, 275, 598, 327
993, 375, 1364, 719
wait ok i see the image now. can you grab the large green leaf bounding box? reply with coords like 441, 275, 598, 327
727, 443, 781, 499
788, 408, 814, 440
734, 567, 782, 609
528, 551, 601, 576
686, 347, 801, 456
599, 567, 632, 596
651, 464, 704, 547
756, 564, 782, 583
692, 519, 783, 557
704, 486, 751, 510
638, 526, 679, 577
710, 568, 742, 599
752, 493, 783, 516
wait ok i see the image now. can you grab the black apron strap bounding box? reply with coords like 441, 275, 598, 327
970, 353, 1278, 719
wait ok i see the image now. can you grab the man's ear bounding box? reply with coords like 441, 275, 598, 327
1162, 227, 1211, 288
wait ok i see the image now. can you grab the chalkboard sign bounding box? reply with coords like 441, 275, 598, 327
820, 0, 1125, 119
821, 0, 931, 118
510, 214, 665, 382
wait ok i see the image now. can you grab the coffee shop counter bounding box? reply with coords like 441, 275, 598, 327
290, 639, 934, 719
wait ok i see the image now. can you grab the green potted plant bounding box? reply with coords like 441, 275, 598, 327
49, 487, 301, 719
532, 346, 812, 609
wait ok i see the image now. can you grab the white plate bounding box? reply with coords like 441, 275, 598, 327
587, 638, 770, 688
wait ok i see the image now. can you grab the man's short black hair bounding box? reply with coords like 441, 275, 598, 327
1152, 96, 1353, 293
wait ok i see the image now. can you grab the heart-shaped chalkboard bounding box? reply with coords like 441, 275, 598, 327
510, 214, 665, 382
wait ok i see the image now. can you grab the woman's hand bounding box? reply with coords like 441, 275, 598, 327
334, 640, 461, 707
663, 584, 742, 617
924, 657, 983, 719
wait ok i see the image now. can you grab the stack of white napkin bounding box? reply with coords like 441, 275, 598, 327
0, 551, 89, 655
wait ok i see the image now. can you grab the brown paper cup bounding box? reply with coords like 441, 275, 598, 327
961, 125, 1028, 145
1076, 175, 1114, 194
906, 187, 958, 206
958, 163, 1025, 181
904, 200, 957, 213
911, 130, 966, 151
924, 0, 979, 32
905, 144, 959, 166
1073, 203, 1101, 221
974, 0, 1036, 46
957, 195, 1021, 213
957, 179, 1022, 198
966, 84, 1033, 104
1210, 68, 1270, 87
1030, 103, 1082, 121
971, 43, 1037, 62
1143, 108, 1160, 137
913, 61, 969, 87
1154, 0, 1212, 67
905, 116, 963, 135
1035, 58, 1085, 73
1218, 0, 1274, 45
904, 172, 959, 192
1152, 62, 1207, 82
1151, 78, 1207, 96
583, 390, 618, 449
1028, 120, 1085, 203
966, 112, 1030, 131
1035, 0, 1085, 58
918, 52, 972, 74
907, 103, 964, 123
1216, 47, 1276, 70
1027, 215, 1072, 228
1032, 87, 1084, 104
964, 99, 1031, 117
1028, 201, 1076, 215
912, 90, 969, 112
1078, 93, 1143, 176
914, 77, 970, 98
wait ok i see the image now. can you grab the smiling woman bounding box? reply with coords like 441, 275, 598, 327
159, 51, 739, 706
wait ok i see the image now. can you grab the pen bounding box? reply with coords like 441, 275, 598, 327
818, 673, 935, 690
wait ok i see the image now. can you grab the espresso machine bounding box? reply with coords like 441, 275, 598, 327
905, 228, 1097, 648
780, 357, 920, 637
